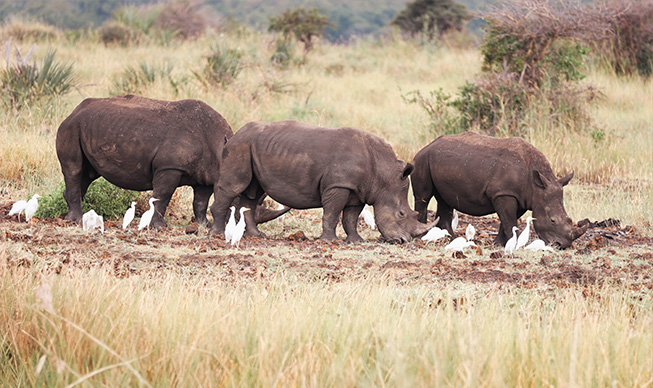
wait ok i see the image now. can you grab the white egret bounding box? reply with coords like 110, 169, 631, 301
225, 206, 237, 242
276, 203, 287, 223
465, 223, 475, 241
516, 216, 534, 250
230, 207, 250, 248
24, 194, 41, 222
138, 198, 159, 231
445, 236, 476, 252
451, 209, 459, 231
361, 205, 375, 230
524, 239, 554, 252
122, 201, 136, 229
421, 226, 449, 242
8, 199, 27, 221
82, 209, 104, 233
504, 226, 519, 256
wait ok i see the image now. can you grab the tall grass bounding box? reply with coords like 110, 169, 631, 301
0, 264, 651, 386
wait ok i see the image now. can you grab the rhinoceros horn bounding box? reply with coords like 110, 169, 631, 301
412, 216, 440, 237
572, 222, 588, 241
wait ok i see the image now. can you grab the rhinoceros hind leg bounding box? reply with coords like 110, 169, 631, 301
239, 194, 267, 237
151, 170, 184, 228
342, 204, 365, 243
493, 195, 519, 246
63, 163, 99, 222
434, 195, 455, 236
192, 185, 213, 226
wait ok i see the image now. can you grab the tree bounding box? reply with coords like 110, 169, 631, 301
268, 7, 334, 55
392, 0, 469, 40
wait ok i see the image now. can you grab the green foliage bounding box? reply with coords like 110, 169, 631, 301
269, 7, 333, 55
0, 46, 78, 111
110, 61, 178, 95
401, 89, 462, 134
270, 39, 294, 68
36, 178, 142, 220
198, 44, 243, 86
98, 21, 141, 46
112, 5, 159, 34
392, 0, 468, 41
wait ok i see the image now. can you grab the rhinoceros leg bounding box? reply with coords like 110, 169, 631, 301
320, 188, 351, 240
434, 198, 455, 236
342, 204, 365, 243
150, 170, 184, 227
192, 185, 213, 226
493, 195, 519, 246
62, 161, 99, 222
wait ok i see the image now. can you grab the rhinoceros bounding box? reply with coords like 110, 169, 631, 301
411, 132, 587, 248
209, 120, 436, 243
55, 95, 287, 226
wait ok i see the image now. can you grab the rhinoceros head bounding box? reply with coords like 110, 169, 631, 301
531, 170, 587, 248
374, 162, 437, 243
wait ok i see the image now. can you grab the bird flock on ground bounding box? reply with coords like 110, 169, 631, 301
7, 196, 553, 253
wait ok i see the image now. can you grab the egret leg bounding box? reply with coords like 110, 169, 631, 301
319, 188, 350, 241
493, 195, 519, 246
342, 204, 365, 243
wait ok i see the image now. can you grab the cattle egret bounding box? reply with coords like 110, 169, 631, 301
225, 206, 237, 241
465, 223, 475, 241
122, 201, 136, 229
138, 198, 159, 231
524, 239, 554, 252
8, 200, 27, 221
422, 226, 449, 242
504, 226, 519, 256
361, 206, 376, 230
451, 209, 459, 231
276, 203, 287, 223
516, 216, 534, 250
230, 207, 250, 248
82, 209, 104, 233
445, 236, 476, 252
24, 194, 41, 222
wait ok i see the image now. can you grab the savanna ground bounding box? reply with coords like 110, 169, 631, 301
1, 23, 652, 386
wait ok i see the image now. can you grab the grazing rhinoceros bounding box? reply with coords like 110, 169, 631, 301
55, 95, 287, 227
411, 132, 587, 248
209, 120, 436, 243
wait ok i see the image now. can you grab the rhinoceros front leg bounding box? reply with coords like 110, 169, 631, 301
192, 185, 213, 226
150, 169, 183, 228
342, 204, 365, 243
493, 195, 519, 246
320, 188, 351, 241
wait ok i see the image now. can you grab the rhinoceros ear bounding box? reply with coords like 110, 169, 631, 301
533, 170, 549, 189
402, 163, 414, 180
558, 171, 574, 187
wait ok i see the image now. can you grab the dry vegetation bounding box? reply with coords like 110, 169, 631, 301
0, 16, 652, 387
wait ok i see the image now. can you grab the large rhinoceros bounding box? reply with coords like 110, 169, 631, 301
209, 120, 436, 243
411, 132, 587, 248
56, 95, 287, 226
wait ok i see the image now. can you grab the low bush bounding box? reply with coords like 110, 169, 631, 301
196, 44, 243, 86
98, 21, 141, 46
36, 178, 142, 220
110, 61, 175, 95
0, 18, 61, 42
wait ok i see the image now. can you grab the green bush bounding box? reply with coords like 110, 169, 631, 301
0, 46, 78, 111
391, 0, 469, 41
98, 21, 140, 46
110, 61, 177, 95
36, 178, 142, 220
197, 44, 243, 86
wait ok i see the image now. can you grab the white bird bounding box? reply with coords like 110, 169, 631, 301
24, 194, 41, 222
524, 239, 554, 252
225, 206, 237, 242
451, 209, 459, 231
465, 223, 475, 241
122, 201, 136, 229
504, 226, 519, 256
516, 216, 534, 250
445, 236, 476, 252
361, 206, 375, 230
230, 207, 250, 248
82, 209, 104, 233
421, 226, 449, 242
276, 203, 287, 223
138, 198, 159, 231
8, 199, 27, 221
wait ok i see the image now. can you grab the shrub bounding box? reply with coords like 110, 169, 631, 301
98, 21, 140, 46
0, 45, 78, 111
198, 44, 243, 86
36, 178, 143, 220
391, 0, 469, 41
269, 8, 334, 57
0, 18, 61, 42
110, 61, 175, 95
154, 0, 213, 40
602, 1, 653, 78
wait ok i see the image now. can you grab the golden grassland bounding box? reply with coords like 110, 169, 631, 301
1, 28, 652, 386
